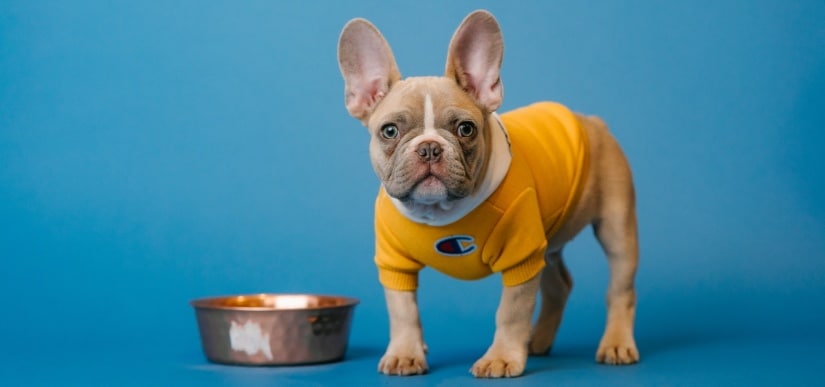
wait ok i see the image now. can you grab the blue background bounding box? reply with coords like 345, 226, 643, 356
2, 1, 824, 385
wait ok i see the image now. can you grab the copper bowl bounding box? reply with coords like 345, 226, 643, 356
191, 294, 359, 366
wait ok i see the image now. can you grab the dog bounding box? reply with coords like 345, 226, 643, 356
337, 10, 640, 378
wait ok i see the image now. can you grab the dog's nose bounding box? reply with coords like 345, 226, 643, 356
416, 141, 442, 162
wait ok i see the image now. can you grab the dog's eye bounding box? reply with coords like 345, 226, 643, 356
457, 121, 476, 137
381, 124, 399, 139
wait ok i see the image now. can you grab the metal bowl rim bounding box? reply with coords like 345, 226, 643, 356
190, 293, 360, 312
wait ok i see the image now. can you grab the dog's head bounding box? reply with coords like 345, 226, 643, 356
337, 10, 506, 223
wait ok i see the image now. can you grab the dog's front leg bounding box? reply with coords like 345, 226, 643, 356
471, 275, 540, 378
378, 288, 428, 375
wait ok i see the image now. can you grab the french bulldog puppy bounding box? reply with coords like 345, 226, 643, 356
337, 10, 640, 378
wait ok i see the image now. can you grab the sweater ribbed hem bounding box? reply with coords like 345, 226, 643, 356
501, 250, 545, 287
378, 269, 419, 291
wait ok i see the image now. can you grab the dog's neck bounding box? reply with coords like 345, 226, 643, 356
388, 113, 512, 226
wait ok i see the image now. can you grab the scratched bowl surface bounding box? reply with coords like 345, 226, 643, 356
191, 294, 359, 366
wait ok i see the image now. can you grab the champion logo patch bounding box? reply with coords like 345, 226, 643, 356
434, 235, 477, 256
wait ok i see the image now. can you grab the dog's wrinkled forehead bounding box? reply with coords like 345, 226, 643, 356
368, 77, 485, 132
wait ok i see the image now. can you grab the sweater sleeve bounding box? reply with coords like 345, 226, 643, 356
484, 188, 548, 286
374, 208, 423, 291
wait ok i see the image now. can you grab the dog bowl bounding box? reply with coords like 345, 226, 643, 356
191, 294, 358, 366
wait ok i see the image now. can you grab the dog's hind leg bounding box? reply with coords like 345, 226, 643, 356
590, 126, 640, 364
528, 250, 573, 355
593, 206, 640, 364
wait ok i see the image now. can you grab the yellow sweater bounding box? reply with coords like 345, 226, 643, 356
374, 102, 590, 290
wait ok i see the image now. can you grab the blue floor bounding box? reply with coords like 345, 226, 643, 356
2, 235, 822, 386
7, 337, 823, 387
2, 281, 823, 386
2, 1, 824, 385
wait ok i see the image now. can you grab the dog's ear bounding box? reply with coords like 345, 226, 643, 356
338, 19, 402, 121
445, 10, 503, 112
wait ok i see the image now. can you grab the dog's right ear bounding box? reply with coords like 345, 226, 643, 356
338, 19, 402, 122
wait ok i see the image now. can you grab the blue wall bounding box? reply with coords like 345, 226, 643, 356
1, 1, 823, 384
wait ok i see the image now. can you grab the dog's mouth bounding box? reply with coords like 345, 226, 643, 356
400, 171, 472, 204
407, 174, 448, 204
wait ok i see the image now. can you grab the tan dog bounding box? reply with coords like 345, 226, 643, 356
338, 10, 639, 378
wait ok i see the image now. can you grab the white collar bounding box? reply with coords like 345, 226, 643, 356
388, 113, 512, 226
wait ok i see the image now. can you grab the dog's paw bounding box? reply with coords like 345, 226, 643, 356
470, 355, 526, 378
528, 331, 555, 356
596, 338, 639, 365
378, 352, 428, 376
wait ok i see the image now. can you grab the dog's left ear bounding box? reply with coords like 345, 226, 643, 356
445, 10, 504, 112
